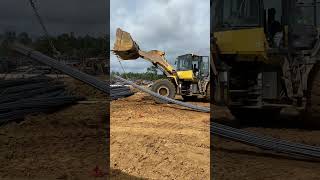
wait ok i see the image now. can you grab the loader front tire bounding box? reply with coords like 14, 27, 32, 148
151, 79, 176, 104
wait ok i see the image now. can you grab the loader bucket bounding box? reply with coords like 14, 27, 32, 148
112, 28, 140, 60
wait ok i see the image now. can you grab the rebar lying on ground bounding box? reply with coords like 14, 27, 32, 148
211, 123, 320, 159
110, 85, 133, 100
11, 43, 320, 159
11, 43, 135, 101
0, 76, 82, 125
114, 75, 320, 159
114, 75, 210, 112
11, 43, 109, 94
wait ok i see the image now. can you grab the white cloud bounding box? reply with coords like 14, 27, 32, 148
110, 0, 210, 73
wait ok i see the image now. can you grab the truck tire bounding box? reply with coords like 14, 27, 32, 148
151, 79, 176, 104
306, 65, 320, 122
205, 83, 210, 102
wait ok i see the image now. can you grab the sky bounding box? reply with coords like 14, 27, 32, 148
0, 0, 107, 37
110, 0, 210, 73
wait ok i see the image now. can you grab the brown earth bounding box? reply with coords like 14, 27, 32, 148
0, 77, 109, 180
63, 76, 107, 99
213, 105, 320, 180
110, 93, 210, 180
5, 74, 319, 179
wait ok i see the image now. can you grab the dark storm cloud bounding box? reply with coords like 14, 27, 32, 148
0, 0, 108, 37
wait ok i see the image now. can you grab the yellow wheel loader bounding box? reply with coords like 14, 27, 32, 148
112, 28, 210, 103
211, 0, 320, 120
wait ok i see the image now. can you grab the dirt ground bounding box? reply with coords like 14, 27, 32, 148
213, 105, 320, 180
6, 75, 320, 179
0, 77, 109, 180
110, 93, 210, 180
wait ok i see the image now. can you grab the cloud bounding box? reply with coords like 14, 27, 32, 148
0, 0, 107, 37
110, 0, 210, 73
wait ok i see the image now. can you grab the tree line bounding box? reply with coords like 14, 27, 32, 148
111, 72, 165, 81
0, 31, 107, 58
111, 65, 166, 81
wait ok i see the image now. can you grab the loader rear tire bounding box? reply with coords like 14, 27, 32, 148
151, 79, 176, 104
205, 83, 210, 102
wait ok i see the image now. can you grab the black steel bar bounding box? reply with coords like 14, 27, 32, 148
113, 75, 210, 112
11, 43, 110, 94
114, 75, 320, 159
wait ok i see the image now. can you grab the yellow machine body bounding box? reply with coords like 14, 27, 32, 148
214, 28, 269, 61
113, 28, 210, 100
176, 70, 195, 81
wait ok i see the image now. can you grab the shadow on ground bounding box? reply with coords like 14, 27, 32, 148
213, 106, 320, 130
110, 169, 147, 180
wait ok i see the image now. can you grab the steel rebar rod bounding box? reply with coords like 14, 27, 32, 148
11, 43, 109, 94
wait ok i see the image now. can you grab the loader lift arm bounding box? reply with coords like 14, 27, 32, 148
112, 28, 175, 76
138, 50, 175, 76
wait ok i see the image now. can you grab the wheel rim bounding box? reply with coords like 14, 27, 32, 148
158, 86, 169, 96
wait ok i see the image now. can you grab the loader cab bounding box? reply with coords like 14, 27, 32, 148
215, 0, 263, 31
214, 0, 319, 53
176, 54, 210, 80
285, 0, 319, 50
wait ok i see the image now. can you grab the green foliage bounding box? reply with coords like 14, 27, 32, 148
146, 65, 157, 74
0, 31, 106, 58
17, 32, 32, 45
34, 33, 107, 58
111, 71, 165, 81
0, 31, 19, 56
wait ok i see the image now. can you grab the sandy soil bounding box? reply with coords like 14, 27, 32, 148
213, 105, 320, 180
110, 93, 210, 180
0, 78, 109, 180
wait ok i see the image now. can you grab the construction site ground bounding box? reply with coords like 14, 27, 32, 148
3, 75, 319, 179
213, 105, 320, 180
110, 92, 210, 179
0, 77, 108, 180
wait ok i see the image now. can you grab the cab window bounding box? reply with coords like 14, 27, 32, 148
216, 0, 261, 29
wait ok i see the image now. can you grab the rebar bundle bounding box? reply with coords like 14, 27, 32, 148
0, 76, 82, 125
11, 44, 135, 101
211, 123, 320, 159
114, 75, 320, 159
12, 44, 320, 160
110, 85, 134, 100
11, 43, 110, 94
